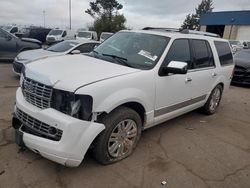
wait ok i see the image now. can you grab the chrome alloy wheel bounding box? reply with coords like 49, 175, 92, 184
108, 119, 138, 158
209, 88, 221, 112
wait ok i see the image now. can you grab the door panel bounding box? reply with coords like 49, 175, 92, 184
155, 39, 193, 118
0, 30, 17, 60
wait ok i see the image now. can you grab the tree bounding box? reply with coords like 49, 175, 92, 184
85, 0, 126, 36
181, 0, 214, 30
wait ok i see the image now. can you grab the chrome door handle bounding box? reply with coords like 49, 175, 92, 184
212, 73, 217, 77
185, 77, 192, 83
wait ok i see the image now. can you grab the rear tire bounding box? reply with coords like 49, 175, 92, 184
201, 85, 223, 115
93, 107, 142, 165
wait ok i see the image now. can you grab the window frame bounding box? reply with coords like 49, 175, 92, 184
159, 38, 193, 76
190, 39, 216, 70
214, 41, 233, 67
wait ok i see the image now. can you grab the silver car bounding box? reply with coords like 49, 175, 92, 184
13, 39, 100, 75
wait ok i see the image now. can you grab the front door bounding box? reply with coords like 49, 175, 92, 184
155, 39, 193, 120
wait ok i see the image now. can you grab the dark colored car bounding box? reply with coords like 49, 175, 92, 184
0, 28, 42, 61
17, 27, 51, 43
232, 50, 250, 85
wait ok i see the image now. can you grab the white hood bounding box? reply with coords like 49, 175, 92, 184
17, 49, 61, 64
25, 55, 140, 92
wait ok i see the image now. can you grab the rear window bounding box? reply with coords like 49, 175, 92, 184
214, 41, 233, 66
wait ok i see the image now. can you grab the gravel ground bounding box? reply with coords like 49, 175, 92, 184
0, 62, 250, 188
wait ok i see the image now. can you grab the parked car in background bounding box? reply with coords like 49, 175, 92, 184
0, 28, 41, 61
46, 29, 76, 44
229, 40, 244, 53
2, 25, 19, 34
100, 32, 113, 42
16, 27, 51, 43
243, 41, 250, 49
76, 31, 98, 40
12, 29, 234, 167
232, 50, 250, 85
13, 39, 100, 75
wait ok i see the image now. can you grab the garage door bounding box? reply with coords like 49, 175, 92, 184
236, 26, 250, 40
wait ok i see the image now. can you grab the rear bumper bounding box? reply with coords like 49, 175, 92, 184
13, 87, 105, 167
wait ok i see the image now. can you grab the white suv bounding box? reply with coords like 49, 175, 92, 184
13, 28, 234, 167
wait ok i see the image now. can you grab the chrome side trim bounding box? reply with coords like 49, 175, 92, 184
188, 67, 215, 73
154, 94, 207, 117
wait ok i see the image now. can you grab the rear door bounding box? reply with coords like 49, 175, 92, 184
188, 39, 217, 100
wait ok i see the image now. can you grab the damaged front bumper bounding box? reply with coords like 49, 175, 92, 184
12, 87, 105, 167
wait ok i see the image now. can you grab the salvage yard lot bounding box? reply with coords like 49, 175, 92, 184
0, 62, 250, 188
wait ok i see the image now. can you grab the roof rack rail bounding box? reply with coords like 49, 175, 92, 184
180, 29, 221, 38
142, 27, 181, 32
142, 27, 220, 38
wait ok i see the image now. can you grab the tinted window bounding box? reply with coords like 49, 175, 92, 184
62, 31, 67, 37
214, 41, 233, 66
11, 27, 18, 33
163, 39, 191, 68
75, 43, 98, 53
192, 40, 213, 68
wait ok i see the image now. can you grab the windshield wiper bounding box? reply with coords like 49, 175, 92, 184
102, 53, 133, 68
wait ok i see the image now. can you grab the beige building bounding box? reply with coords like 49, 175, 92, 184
200, 11, 250, 40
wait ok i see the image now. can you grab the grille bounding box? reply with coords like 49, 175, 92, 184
47, 37, 55, 42
22, 77, 53, 109
16, 107, 63, 141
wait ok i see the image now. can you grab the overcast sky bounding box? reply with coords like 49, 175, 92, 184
0, 0, 250, 29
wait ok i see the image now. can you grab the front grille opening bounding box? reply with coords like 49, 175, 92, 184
22, 77, 53, 109
16, 107, 63, 141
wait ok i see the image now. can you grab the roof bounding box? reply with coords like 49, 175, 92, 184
121, 30, 228, 42
200, 10, 250, 25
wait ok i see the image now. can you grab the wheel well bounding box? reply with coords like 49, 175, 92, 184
218, 83, 224, 90
122, 102, 145, 124
99, 102, 146, 126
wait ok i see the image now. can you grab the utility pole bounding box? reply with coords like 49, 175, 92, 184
69, 0, 71, 29
43, 10, 46, 28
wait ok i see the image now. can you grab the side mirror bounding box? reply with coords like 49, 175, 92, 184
71, 50, 81, 55
161, 61, 188, 76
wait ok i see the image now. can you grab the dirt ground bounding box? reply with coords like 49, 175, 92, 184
0, 62, 250, 188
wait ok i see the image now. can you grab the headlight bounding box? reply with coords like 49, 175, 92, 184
51, 89, 93, 121
20, 73, 24, 87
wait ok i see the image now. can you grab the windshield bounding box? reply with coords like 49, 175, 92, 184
2, 26, 12, 32
101, 33, 112, 40
48, 30, 63, 36
77, 31, 91, 38
92, 32, 169, 69
46, 41, 79, 52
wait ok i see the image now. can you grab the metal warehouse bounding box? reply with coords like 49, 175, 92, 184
200, 10, 250, 40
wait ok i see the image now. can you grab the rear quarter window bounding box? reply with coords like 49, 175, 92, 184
214, 41, 233, 66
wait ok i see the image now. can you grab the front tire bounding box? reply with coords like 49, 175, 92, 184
93, 107, 142, 165
201, 85, 223, 115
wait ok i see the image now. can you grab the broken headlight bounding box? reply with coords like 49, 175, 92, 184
51, 89, 93, 121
